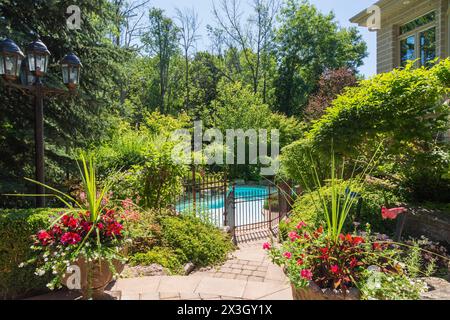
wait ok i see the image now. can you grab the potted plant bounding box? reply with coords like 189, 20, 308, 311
267, 145, 436, 300
20, 154, 139, 299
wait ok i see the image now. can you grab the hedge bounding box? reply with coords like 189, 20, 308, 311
0, 208, 58, 299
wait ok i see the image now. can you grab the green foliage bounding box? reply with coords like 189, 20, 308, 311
280, 180, 401, 238
129, 246, 187, 275
275, 0, 367, 116
308, 60, 450, 158
159, 214, 234, 267
0, 208, 56, 299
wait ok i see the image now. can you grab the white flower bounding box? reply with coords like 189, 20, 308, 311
18, 263, 25, 268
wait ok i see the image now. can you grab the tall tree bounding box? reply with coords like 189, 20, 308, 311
141, 8, 179, 114
274, 0, 367, 116
0, 0, 131, 198
175, 7, 201, 110
210, 0, 279, 100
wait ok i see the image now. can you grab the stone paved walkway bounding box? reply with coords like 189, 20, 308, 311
29, 238, 293, 300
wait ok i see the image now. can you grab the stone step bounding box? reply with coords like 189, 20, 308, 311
111, 275, 292, 300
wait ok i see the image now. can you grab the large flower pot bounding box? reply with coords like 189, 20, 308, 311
291, 282, 360, 300
62, 257, 125, 299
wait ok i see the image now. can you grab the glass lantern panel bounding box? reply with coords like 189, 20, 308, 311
0, 56, 4, 75
15, 57, 23, 76
35, 55, 46, 72
5, 55, 16, 75
28, 53, 35, 71
62, 64, 69, 84
70, 66, 78, 84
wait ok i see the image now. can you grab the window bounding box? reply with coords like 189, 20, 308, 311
399, 11, 436, 67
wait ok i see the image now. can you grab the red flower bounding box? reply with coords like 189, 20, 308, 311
297, 259, 304, 266
350, 257, 358, 268
352, 236, 364, 246
105, 221, 123, 236
283, 252, 292, 259
81, 221, 92, 232
263, 242, 271, 250
62, 215, 78, 229
97, 222, 104, 230
60, 232, 82, 245
303, 232, 310, 240
319, 247, 329, 260
37, 230, 52, 246
300, 269, 313, 280
345, 234, 353, 242
339, 234, 345, 241
296, 221, 307, 230
330, 265, 340, 274
373, 242, 382, 251
51, 225, 62, 235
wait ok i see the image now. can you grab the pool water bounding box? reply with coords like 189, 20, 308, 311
176, 185, 270, 212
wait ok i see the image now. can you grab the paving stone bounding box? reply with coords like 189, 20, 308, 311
248, 276, 264, 282
121, 292, 140, 300
257, 266, 268, 272
243, 280, 290, 300
158, 276, 202, 294
199, 293, 221, 300
220, 267, 233, 273
231, 264, 242, 269
235, 275, 249, 281
159, 292, 181, 300
139, 292, 160, 300
195, 277, 247, 298
220, 273, 237, 279
252, 271, 267, 277
179, 292, 202, 300
257, 288, 293, 300
231, 268, 242, 274
242, 264, 257, 271
248, 261, 261, 267
111, 276, 161, 293
237, 260, 248, 265
242, 269, 253, 276
221, 296, 243, 300
213, 272, 224, 278
264, 264, 286, 282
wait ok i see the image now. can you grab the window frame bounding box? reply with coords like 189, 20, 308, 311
398, 11, 437, 67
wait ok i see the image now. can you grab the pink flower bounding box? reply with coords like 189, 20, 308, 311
121, 198, 134, 209
300, 269, 313, 280
283, 252, 292, 259
60, 232, 82, 245
288, 231, 300, 242
381, 206, 407, 220
296, 221, 307, 230
330, 265, 340, 274
263, 242, 271, 250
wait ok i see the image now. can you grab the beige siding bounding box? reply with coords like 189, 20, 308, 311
377, 0, 449, 73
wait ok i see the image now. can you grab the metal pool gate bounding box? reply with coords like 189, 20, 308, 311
174, 168, 289, 243
225, 184, 286, 243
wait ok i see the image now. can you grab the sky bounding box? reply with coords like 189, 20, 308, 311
150, 0, 377, 77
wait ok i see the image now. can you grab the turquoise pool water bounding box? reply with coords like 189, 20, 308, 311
176, 185, 270, 212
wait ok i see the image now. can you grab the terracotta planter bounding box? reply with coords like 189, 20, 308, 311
291, 282, 360, 300
62, 256, 125, 299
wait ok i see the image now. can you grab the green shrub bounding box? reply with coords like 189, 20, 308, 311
0, 208, 58, 299
159, 214, 234, 267
129, 246, 187, 274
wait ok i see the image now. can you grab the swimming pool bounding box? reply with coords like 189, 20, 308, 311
175, 185, 273, 227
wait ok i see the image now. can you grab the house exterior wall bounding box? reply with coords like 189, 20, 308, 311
377, 0, 449, 73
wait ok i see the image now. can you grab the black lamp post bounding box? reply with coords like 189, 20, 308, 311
0, 38, 82, 208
